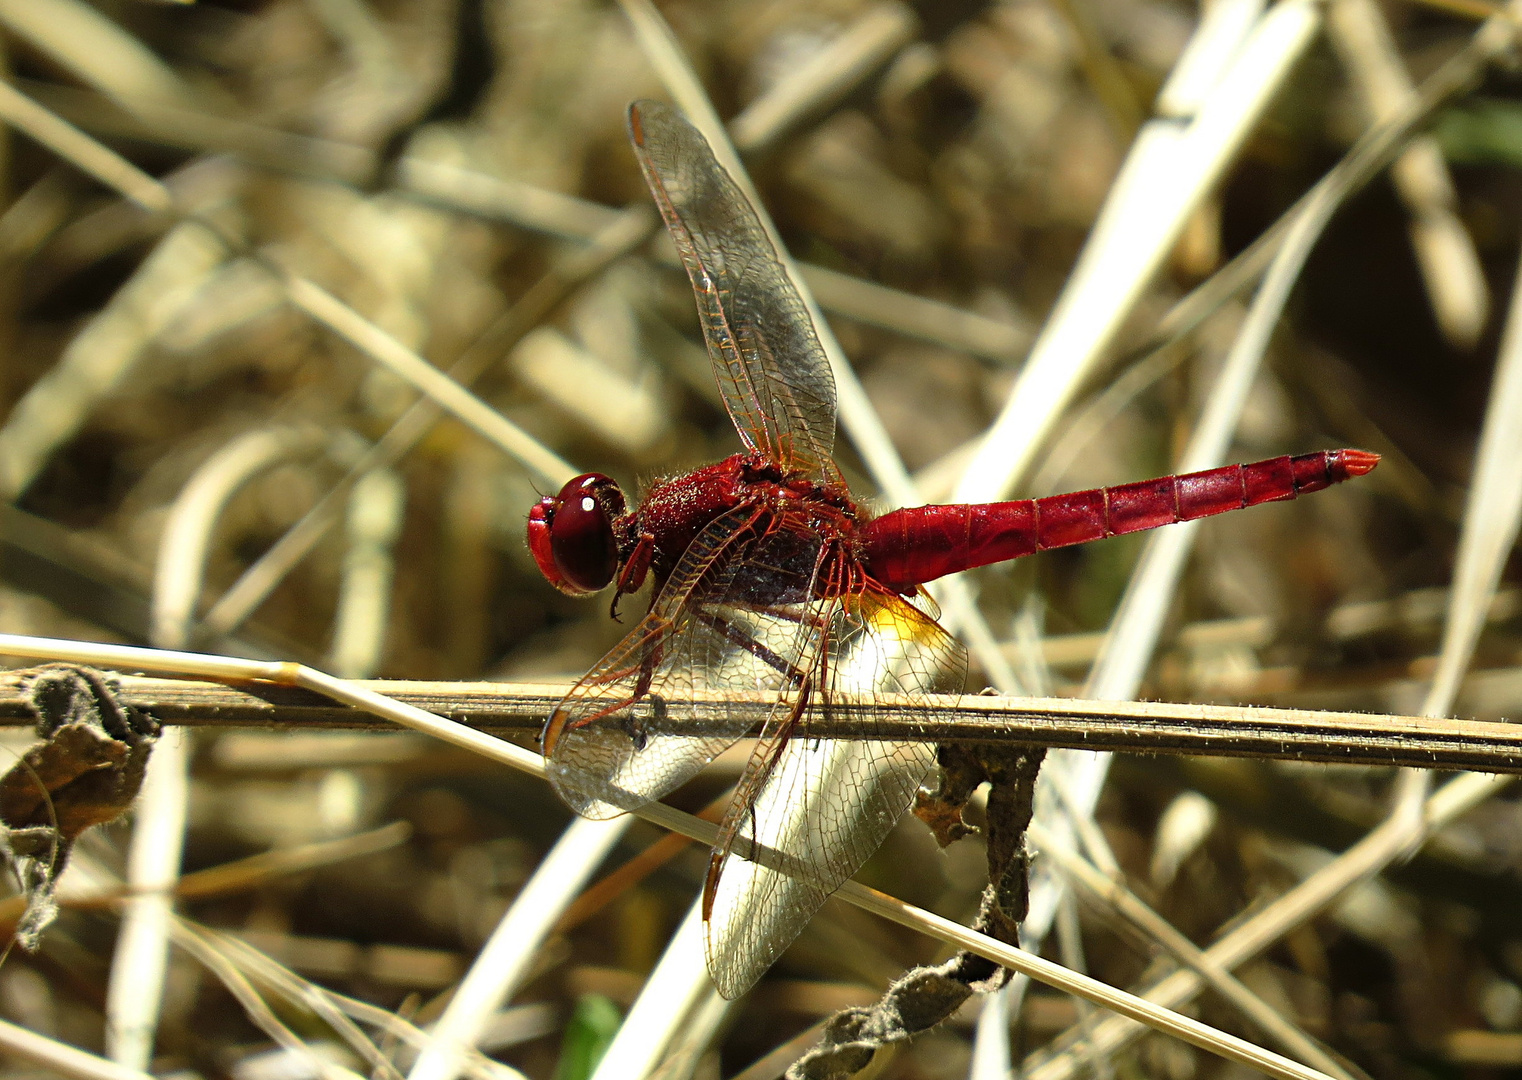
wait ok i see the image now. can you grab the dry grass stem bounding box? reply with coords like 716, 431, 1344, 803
0, 634, 1371, 1078
3, 657, 1522, 774
0, 1017, 157, 1080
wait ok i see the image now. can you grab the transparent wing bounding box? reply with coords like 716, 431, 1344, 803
543, 506, 830, 820
702, 584, 968, 999
629, 99, 836, 478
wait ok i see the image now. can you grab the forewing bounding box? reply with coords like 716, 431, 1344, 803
628, 100, 836, 477
544, 506, 829, 821
702, 585, 968, 999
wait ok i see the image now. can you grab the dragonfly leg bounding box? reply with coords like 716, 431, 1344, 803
610, 532, 655, 621
544, 620, 669, 755
693, 610, 812, 688
803, 560, 849, 753
693, 542, 840, 687
702, 546, 843, 910
623, 691, 665, 751
703, 671, 814, 917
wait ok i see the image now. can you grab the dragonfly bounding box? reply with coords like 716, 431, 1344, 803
527, 99, 1379, 999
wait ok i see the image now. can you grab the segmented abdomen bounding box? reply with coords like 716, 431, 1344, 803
858, 449, 1379, 591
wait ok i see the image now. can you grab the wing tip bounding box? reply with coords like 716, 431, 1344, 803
627, 100, 647, 147
628, 98, 673, 148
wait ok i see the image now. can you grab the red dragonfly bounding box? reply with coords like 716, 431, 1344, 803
527, 100, 1378, 998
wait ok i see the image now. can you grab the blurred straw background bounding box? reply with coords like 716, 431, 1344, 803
1, 0, 1522, 1076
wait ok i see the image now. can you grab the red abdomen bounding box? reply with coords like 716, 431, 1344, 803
858, 449, 1379, 591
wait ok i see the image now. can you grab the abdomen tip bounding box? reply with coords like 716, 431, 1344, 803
1336, 449, 1380, 477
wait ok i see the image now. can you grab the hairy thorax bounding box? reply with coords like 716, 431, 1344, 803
620, 453, 866, 599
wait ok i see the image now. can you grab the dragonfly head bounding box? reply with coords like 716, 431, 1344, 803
527, 473, 627, 595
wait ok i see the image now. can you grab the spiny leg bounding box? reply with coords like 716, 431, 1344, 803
702, 670, 815, 917
692, 609, 813, 688
703, 546, 843, 907
549, 618, 672, 752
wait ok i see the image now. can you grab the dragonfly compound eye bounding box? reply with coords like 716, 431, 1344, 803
527, 473, 625, 595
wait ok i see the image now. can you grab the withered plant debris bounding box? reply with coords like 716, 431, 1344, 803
0, 665, 159, 948
789, 745, 1046, 1080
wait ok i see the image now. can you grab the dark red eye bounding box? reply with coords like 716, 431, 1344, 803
526, 473, 625, 595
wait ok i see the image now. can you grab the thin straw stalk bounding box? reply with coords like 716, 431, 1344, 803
3, 663, 1522, 775
0, 632, 1351, 1080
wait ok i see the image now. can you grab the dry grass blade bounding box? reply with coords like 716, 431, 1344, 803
152, 427, 330, 649
797, 263, 1032, 364
17, 92, 1027, 368
1088, 88, 1367, 703
1023, 772, 1509, 1080
0, 79, 171, 213
1328, 0, 1489, 349
0, 0, 192, 112
1028, 821, 1355, 1080
199, 926, 520, 1080
1421, 241, 1522, 717
646, 985, 729, 1079
328, 468, 405, 678
0, 79, 575, 490
1046, 0, 1145, 138
67, 848, 420, 1080
106, 422, 331, 1068
170, 922, 381, 1080
0, 634, 1356, 1079
586, 901, 710, 1080
1147, 9, 1521, 356
7, 662, 1522, 774
406, 816, 629, 1080
845, 884, 1340, 1080
728, 1, 919, 154
26, 80, 377, 183
280, 280, 575, 490
196, 205, 651, 642
176, 822, 413, 898
1005, 15, 1506, 1060
0, 1017, 158, 1080
43, 822, 412, 912
104, 730, 188, 1069
0, 220, 224, 499
952, 0, 1321, 505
